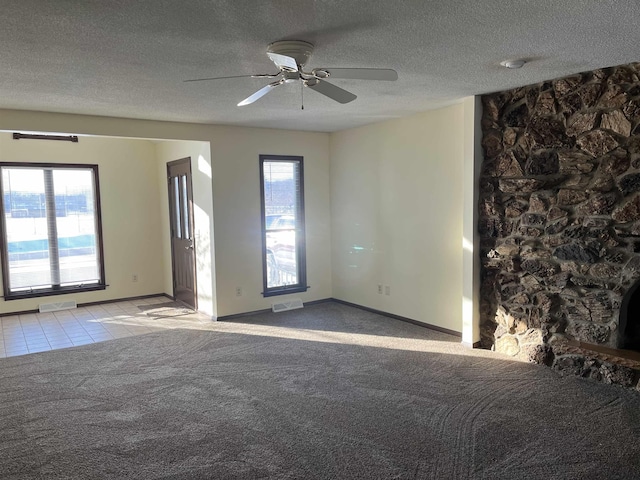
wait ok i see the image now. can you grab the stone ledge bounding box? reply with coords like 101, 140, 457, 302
555, 340, 640, 370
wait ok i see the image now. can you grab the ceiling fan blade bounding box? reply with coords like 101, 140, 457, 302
306, 79, 357, 104
184, 73, 280, 83
315, 68, 398, 81
237, 81, 282, 106
267, 52, 298, 72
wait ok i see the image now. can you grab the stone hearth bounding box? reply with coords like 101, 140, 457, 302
479, 62, 640, 389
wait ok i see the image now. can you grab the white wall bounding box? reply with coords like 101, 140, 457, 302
155, 140, 216, 318
0, 110, 333, 318
0, 133, 166, 313
330, 103, 466, 333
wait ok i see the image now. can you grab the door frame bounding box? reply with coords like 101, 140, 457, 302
167, 157, 198, 310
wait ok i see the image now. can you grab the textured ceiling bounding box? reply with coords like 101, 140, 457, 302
1, 0, 640, 132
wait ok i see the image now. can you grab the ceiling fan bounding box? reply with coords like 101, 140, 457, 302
185, 40, 398, 106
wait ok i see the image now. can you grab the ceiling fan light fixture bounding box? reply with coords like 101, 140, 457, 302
185, 40, 398, 106
312, 68, 330, 79
500, 59, 526, 69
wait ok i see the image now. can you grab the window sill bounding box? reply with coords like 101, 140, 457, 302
3, 284, 107, 301
262, 285, 309, 297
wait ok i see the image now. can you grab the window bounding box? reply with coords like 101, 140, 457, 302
0, 163, 105, 300
260, 155, 307, 296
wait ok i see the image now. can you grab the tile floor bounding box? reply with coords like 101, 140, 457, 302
0, 296, 211, 358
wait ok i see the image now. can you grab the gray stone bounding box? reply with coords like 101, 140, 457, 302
528, 193, 548, 213
588, 173, 615, 193
542, 236, 570, 249
557, 93, 582, 116
623, 256, 640, 275
629, 137, 640, 155
494, 242, 520, 257
482, 96, 501, 121
526, 116, 569, 149
575, 193, 617, 216
521, 213, 546, 226
566, 322, 611, 344
547, 206, 568, 221
566, 112, 597, 137
589, 263, 622, 279
503, 128, 517, 146
545, 217, 569, 235
607, 66, 640, 85
526, 87, 539, 111
521, 259, 558, 277
599, 363, 637, 387
518, 226, 543, 237
553, 355, 585, 376
498, 178, 544, 193
570, 275, 611, 289
520, 274, 542, 289
598, 149, 630, 176
583, 291, 614, 322
623, 99, 640, 122
534, 90, 556, 115
492, 151, 523, 177
553, 243, 600, 263
505, 200, 527, 218
592, 69, 609, 81
495, 335, 520, 356
553, 75, 583, 96
510, 292, 530, 305
558, 151, 594, 174
525, 150, 559, 175
598, 84, 628, 108
500, 282, 525, 299
605, 251, 627, 264
617, 173, 640, 196
520, 343, 554, 365
478, 217, 512, 238
547, 272, 571, 289
577, 130, 619, 157
582, 217, 610, 228
561, 174, 590, 189
612, 194, 640, 223
482, 130, 503, 158
557, 189, 589, 205
480, 197, 501, 216
577, 83, 603, 108
504, 103, 529, 128
601, 110, 632, 137
534, 292, 556, 314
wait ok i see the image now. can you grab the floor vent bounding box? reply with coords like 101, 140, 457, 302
272, 298, 303, 313
39, 300, 77, 313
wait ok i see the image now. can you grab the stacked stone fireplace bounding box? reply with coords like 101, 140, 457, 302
479, 62, 640, 388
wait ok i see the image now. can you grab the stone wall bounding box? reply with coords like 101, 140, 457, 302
479, 62, 640, 387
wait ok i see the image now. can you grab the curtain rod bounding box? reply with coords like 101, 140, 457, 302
13, 132, 79, 142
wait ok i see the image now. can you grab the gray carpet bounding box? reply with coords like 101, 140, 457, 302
1, 302, 640, 479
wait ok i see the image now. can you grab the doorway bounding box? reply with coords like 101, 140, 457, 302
167, 157, 197, 310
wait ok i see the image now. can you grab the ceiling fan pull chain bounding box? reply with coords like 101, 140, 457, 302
301, 80, 304, 110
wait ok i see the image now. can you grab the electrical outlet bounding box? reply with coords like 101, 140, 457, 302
235, 286, 242, 297
377, 284, 383, 294
385, 285, 390, 296
132, 274, 138, 283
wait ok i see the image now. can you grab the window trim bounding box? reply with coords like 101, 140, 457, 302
0, 162, 107, 300
259, 154, 308, 297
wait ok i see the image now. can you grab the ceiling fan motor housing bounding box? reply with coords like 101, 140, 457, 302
267, 40, 314, 69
